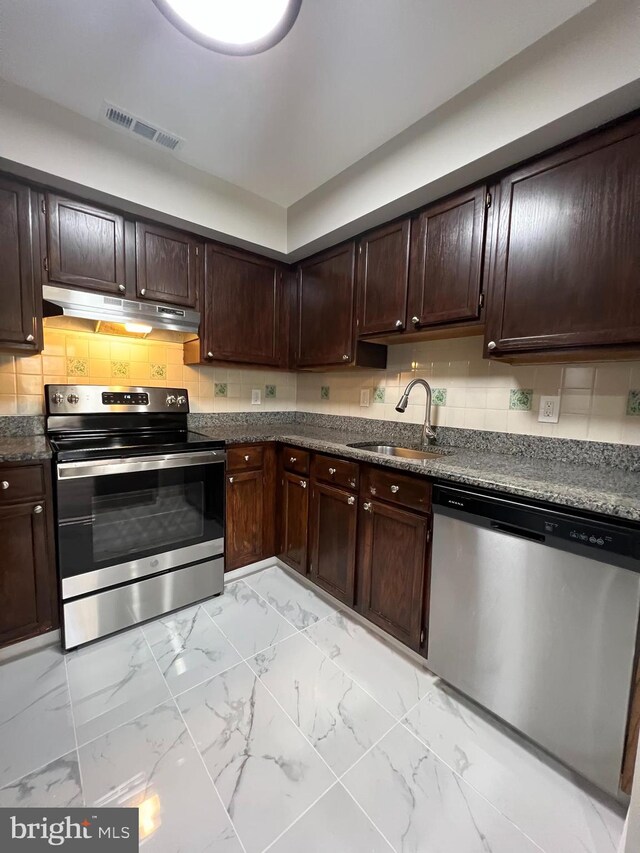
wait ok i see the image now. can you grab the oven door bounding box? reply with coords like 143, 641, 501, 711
56, 450, 225, 599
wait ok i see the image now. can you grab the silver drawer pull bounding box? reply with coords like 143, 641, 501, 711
244, 455, 250, 462
228, 477, 234, 484
349, 479, 356, 488
118, 284, 126, 293
26, 334, 34, 343
347, 496, 355, 505
363, 501, 372, 512
328, 467, 336, 475
390, 485, 400, 493
33, 505, 43, 514
290, 456, 297, 463
1, 481, 9, 490
300, 480, 307, 489
487, 341, 497, 351
370, 486, 377, 495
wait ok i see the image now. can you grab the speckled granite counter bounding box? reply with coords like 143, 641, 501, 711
0, 436, 51, 463
192, 422, 640, 523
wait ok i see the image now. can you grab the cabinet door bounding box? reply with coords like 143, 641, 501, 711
486, 118, 640, 355
408, 185, 486, 328
135, 221, 200, 307
45, 194, 126, 295
297, 243, 356, 368
0, 501, 53, 647
357, 499, 428, 651
204, 245, 283, 365
309, 481, 357, 605
226, 470, 264, 571
0, 177, 40, 352
357, 219, 410, 336
280, 471, 309, 575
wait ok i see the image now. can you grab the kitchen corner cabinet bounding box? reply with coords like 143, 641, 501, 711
225, 443, 276, 572
43, 193, 127, 296
0, 177, 41, 353
407, 184, 487, 330
135, 221, 201, 308
485, 116, 640, 360
0, 463, 57, 648
296, 242, 387, 370
185, 244, 287, 367
357, 219, 411, 337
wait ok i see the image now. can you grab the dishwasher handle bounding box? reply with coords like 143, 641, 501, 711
490, 520, 545, 543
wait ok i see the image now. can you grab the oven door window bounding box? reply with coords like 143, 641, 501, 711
56, 462, 224, 579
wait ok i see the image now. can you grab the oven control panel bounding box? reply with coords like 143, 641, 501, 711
45, 385, 189, 414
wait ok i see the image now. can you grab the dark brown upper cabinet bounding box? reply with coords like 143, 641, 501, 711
296, 242, 386, 370
44, 194, 126, 295
485, 116, 640, 360
0, 177, 40, 353
357, 219, 410, 336
407, 185, 487, 331
135, 221, 200, 308
195, 245, 285, 367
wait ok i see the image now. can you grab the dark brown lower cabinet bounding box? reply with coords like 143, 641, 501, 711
309, 481, 357, 605
280, 471, 309, 575
225, 443, 276, 572
357, 498, 429, 652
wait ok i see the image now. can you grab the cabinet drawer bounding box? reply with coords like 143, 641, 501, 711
313, 454, 359, 491
365, 467, 431, 513
0, 465, 46, 503
227, 445, 265, 472
283, 446, 310, 475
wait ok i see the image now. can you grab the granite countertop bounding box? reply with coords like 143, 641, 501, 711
0, 436, 52, 463
194, 423, 640, 523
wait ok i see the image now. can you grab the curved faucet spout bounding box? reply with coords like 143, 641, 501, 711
395, 378, 437, 448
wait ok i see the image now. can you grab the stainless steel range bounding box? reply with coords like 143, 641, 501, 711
46, 385, 225, 650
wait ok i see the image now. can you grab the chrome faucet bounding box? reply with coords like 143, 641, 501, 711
396, 378, 437, 448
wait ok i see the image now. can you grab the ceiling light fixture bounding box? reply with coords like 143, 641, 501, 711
152, 0, 302, 55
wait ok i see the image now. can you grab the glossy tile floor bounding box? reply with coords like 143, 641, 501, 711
0, 563, 626, 852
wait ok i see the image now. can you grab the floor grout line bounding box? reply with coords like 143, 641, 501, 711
62, 654, 87, 807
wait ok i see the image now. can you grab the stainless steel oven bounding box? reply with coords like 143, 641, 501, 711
47, 385, 226, 649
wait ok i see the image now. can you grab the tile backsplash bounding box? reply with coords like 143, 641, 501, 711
296, 336, 640, 446
1, 330, 639, 445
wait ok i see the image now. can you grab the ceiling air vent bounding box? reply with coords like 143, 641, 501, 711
103, 102, 184, 153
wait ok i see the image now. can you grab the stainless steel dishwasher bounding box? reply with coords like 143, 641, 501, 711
428, 484, 640, 796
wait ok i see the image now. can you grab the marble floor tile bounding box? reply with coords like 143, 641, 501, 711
204, 579, 297, 657
0, 752, 83, 808
267, 782, 394, 853
143, 604, 241, 695
0, 646, 75, 787
79, 701, 242, 853
343, 724, 542, 853
67, 629, 170, 745
304, 610, 435, 719
244, 565, 338, 629
248, 633, 394, 776
403, 683, 624, 853
178, 662, 335, 853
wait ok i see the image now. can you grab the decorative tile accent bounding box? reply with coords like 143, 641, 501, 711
150, 363, 167, 380
265, 384, 277, 399
627, 390, 640, 416
320, 385, 330, 400
432, 388, 447, 406
111, 361, 130, 379
509, 389, 533, 411
373, 387, 385, 403
214, 383, 228, 398
66, 357, 88, 377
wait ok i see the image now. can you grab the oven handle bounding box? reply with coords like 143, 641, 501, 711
57, 450, 226, 479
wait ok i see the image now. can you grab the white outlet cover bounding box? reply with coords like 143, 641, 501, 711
360, 389, 370, 407
538, 394, 560, 423
251, 389, 261, 405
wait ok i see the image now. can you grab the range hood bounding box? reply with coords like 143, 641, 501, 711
42, 285, 200, 335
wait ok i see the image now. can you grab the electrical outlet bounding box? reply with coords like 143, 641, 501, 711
360, 389, 370, 407
538, 394, 560, 423
251, 389, 261, 405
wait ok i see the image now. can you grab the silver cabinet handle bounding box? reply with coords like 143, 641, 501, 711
33, 505, 43, 514
411, 316, 420, 325
228, 477, 234, 484
244, 455, 250, 462
300, 480, 307, 488
1, 481, 9, 490
140, 288, 146, 296
363, 501, 372, 512
370, 486, 377, 495
118, 284, 125, 293
206, 352, 214, 359
347, 496, 355, 505
395, 320, 403, 328
290, 456, 297, 463
342, 354, 350, 361
25, 334, 34, 342
328, 467, 336, 475
349, 479, 356, 488
390, 485, 400, 493
487, 341, 497, 351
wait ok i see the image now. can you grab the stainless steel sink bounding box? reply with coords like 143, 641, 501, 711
346, 442, 451, 461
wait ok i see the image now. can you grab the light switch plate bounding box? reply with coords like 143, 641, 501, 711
360, 389, 370, 407
251, 389, 261, 405
538, 394, 560, 423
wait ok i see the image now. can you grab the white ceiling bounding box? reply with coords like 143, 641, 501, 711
0, 0, 593, 207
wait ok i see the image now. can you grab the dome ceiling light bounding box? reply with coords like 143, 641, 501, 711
152, 0, 303, 55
